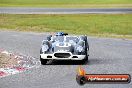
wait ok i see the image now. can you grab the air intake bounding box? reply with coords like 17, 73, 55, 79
54, 53, 71, 58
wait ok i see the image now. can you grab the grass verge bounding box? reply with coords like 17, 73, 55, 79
0, 0, 132, 8
0, 14, 132, 38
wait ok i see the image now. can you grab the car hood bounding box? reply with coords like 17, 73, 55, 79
52, 42, 75, 52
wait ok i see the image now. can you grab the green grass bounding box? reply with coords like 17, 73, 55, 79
0, 0, 132, 7
0, 14, 132, 38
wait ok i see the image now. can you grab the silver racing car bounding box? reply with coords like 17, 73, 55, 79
40, 32, 89, 65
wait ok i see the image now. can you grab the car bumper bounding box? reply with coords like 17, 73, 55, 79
40, 52, 86, 60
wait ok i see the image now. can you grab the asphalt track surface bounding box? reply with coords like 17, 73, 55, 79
0, 7, 132, 14
0, 31, 132, 88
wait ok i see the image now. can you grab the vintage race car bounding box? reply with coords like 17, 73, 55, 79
40, 32, 89, 65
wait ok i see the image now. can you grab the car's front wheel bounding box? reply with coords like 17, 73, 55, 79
81, 49, 88, 64
82, 55, 88, 64
40, 56, 48, 65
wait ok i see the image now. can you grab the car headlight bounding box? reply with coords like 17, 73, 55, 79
76, 46, 84, 52
42, 45, 49, 52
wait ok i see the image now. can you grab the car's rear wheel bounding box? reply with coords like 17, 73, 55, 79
40, 56, 48, 65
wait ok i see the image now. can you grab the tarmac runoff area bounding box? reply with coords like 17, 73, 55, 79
0, 31, 132, 88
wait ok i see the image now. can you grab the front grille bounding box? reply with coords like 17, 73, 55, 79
54, 53, 71, 58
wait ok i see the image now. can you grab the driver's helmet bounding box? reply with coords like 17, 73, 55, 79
56, 32, 64, 36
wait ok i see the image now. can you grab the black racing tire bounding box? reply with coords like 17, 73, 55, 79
40, 56, 48, 65
81, 49, 88, 64
40, 48, 43, 54
82, 36, 89, 64
82, 55, 88, 64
